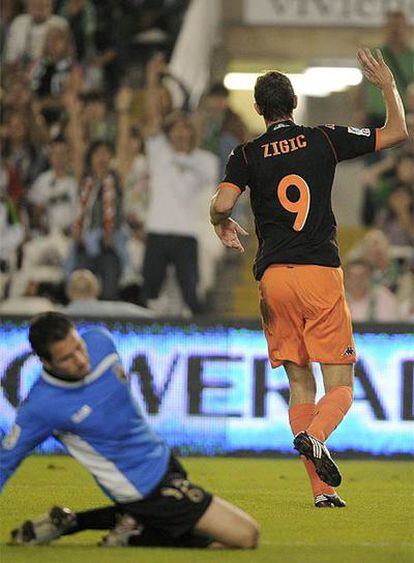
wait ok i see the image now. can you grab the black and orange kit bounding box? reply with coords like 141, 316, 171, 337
220, 121, 380, 366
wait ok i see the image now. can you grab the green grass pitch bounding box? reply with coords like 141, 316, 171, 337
0, 456, 413, 563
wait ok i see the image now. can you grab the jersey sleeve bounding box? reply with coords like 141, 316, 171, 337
318, 125, 380, 162
219, 144, 249, 193
82, 328, 118, 355
0, 403, 54, 492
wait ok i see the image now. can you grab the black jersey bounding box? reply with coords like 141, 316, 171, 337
220, 120, 379, 280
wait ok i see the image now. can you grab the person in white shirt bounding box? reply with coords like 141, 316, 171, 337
29, 137, 78, 234
142, 54, 219, 315
344, 258, 399, 322
5, 0, 68, 66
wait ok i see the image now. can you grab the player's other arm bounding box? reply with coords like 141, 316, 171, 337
0, 406, 53, 493
358, 48, 409, 149
210, 187, 248, 253
210, 145, 249, 252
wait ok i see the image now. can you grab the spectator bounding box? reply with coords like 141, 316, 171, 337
0, 0, 22, 57
361, 148, 414, 227
28, 137, 78, 234
0, 163, 26, 298
344, 258, 399, 322
354, 9, 414, 129
31, 24, 83, 124
64, 92, 130, 299
10, 230, 70, 303
376, 184, 414, 246
0, 278, 58, 314
141, 54, 218, 315
63, 269, 154, 317
0, 160, 24, 206
5, 0, 68, 67
353, 230, 401, 294
59, 0, 97, 64
81, 92, 117, 144
2, 75, 33, 115
196, 82, 248, 176
66, 140, 129, 299
1, 111, 47, 188
1, 75, 50, 147
399, 270, 414, 319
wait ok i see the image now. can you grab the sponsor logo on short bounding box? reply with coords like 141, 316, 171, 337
342, 346, 355, 357
347, 127, 371, 136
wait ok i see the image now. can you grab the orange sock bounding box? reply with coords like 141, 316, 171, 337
307, 386, 353, 442
289, 403, 335, 497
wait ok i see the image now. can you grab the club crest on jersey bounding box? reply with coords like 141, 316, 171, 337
342, 346, 355, 357
347, 127, 370, 137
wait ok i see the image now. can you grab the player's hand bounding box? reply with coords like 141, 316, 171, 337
213, 218, 249, 253
146, 53, 167, 83
357, 48, 395, 90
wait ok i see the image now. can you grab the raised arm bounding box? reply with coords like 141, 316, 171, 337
144, 53, 167, 137
357, 48, 409, 149
115, 86, 134, 185
64, 92, 86, 182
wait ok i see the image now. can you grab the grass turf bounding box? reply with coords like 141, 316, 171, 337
0, 456, 413, 563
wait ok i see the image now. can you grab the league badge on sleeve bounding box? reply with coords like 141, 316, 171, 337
347, 127, 371, 136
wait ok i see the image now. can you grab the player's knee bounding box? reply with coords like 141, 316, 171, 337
238, 520, 260, 549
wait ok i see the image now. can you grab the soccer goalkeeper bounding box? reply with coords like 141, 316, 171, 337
1, 312, 258, 549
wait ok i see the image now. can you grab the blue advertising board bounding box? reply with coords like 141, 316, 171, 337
0, 319, 413, 456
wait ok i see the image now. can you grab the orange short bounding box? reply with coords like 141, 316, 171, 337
259, 264, 356, 367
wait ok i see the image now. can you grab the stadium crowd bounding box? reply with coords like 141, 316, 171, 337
0, 0, 412, 321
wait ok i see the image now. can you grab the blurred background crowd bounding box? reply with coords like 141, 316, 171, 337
0, 0, 413, 322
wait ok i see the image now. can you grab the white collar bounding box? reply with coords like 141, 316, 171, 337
41, 353, 118, 389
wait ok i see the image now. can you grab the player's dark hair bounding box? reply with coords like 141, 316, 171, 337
29, 312, 74, 360
254, 71, 295, 121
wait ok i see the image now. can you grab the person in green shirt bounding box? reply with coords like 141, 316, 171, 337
356, 9, 414, 128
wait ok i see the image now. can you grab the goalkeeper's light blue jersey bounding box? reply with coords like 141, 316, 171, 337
0, 328, 170, 502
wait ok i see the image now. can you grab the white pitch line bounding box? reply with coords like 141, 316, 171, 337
260, 541, 412, 547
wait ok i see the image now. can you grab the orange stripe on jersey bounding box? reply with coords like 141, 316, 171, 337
375, 128, 381, 152
317, 127, 338, 163
218, 182, 242, 193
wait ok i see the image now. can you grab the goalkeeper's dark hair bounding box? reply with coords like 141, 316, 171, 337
254, 71, 295, 121
29, 312, 74, 360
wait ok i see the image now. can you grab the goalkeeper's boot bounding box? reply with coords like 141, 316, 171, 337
99, 513, 143, 547
293, 431, 342, 487
314, 493, 346, 508
10, 506, 76, 545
